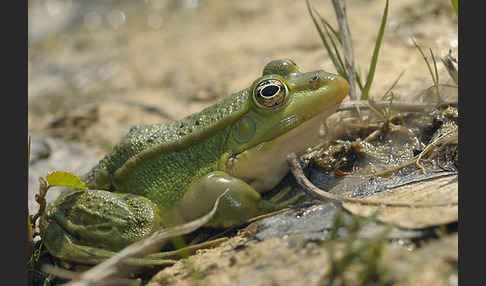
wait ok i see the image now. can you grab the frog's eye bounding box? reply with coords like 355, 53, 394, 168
253, 78, 289, 109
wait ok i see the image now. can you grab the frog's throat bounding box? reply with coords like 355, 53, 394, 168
225, 107, 337, 192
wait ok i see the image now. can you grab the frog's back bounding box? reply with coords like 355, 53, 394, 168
83, 89, 250, 207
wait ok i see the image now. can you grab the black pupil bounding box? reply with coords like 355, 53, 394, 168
261, 85, 279, 97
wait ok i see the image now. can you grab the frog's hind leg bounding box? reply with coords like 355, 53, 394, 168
177, 171, 301, 228
40, 218, 176, 267
40, 189, 178, 267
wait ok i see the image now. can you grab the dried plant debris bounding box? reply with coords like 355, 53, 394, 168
307, 104, 457, 175
298, 104, 458, 229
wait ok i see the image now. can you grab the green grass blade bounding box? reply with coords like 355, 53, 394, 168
316, 10, 342, 45
451, 0, 458, 16
361, 0, 389, 100
430, 48, 439, 85
316, 14, 350, 82
306, 0, 346, 78
321, 19, 347, 76
430, 48, 440, 96
413, 39, 438, 88
355, 70, 364, 91
314, 7, 346, 66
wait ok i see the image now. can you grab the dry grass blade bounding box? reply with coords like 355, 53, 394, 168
60, 189, 230, 286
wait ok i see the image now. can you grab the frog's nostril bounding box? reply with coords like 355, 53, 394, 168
308, 75, 321, 89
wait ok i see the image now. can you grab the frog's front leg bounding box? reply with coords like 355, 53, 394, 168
40, 189, 174, 266
176, 171, 300, 228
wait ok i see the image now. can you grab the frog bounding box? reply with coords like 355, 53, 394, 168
40, 59, 349, 266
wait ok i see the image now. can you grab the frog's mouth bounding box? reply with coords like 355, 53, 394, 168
226, 106, 338, 193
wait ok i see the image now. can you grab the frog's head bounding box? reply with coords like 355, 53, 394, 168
225, 59, 349, 191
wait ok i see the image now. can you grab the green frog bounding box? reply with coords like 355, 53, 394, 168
40, 59, 349, 266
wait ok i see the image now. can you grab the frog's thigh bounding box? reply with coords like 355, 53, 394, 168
40, 190, 165, 265
179, 171, 276, 228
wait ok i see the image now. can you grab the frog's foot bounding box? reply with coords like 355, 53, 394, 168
40, 189, 174, 266
177, 171, 303, 228
40, 218, 176, 267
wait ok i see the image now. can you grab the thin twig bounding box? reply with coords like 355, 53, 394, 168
286, 153, 457, 208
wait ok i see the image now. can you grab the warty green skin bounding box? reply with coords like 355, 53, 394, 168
40, 59, 350, 265
83, 87, 252, 207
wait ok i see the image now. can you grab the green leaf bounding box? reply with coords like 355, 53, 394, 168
46, 171, 87, 190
